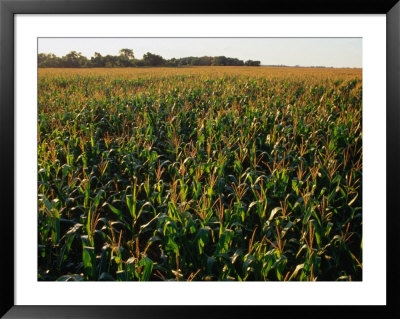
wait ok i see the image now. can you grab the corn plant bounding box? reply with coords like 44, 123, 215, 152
38, 66, 362, 281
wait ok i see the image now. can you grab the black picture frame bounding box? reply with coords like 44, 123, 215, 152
1, 0, 399, 318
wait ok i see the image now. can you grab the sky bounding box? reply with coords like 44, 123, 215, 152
38, 38, 362, 68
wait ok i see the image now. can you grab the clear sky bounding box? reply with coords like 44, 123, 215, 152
38, 38, 362, 68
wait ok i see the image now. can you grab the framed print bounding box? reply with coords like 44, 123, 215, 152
1, 0, 399, 318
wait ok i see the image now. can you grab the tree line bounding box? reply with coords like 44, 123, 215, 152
38, 49, 261, 68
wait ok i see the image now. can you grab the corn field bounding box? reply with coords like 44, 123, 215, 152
38, 67, 362, 281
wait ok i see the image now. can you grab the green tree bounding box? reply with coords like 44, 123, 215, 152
142, 52, 165, 66
245, 60, 261, 66
62, 51, 88, 68
119, 48, 135, 60
38, 53, 60, 67
90, 52, 105, 67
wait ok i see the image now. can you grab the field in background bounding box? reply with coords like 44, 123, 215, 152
39, 66, 362, 80
38, 66, 362, 281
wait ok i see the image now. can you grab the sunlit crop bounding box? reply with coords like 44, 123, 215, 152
38, 66, 362, 281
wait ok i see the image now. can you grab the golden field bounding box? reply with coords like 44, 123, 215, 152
38, 66, 362, 80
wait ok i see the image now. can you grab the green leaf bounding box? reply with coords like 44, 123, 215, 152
242, 254, 255, 273
214, 229, 234, 255
93, 189, 105, 208
167, 237, 179, 255
57, 231, 75, 269
82, 246, 96, 280
138, 257, 154, 281
126, 194, 136, 219
195, 227, 210, 254
107, 203, 123, 220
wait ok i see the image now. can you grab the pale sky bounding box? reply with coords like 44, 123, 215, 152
38, 38, 362, 68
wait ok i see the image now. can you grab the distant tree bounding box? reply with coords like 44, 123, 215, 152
142, 52, 165, 66
38, 53, 60, 67
38, 50, 261, 68
118, 49, 135, 67
119, 48, 135, 60
245, 60, 261, 66
62, 51, 88, 68
226, 57, 244, 66
135, 59, 145, 67
37, 53, 47, 66
211, 56, 228, 66
176, 57, 192, 66
198, 56, 212, 66
166, 58, 178, 67
102, 55, 120, 67
90, 52, 105, 67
